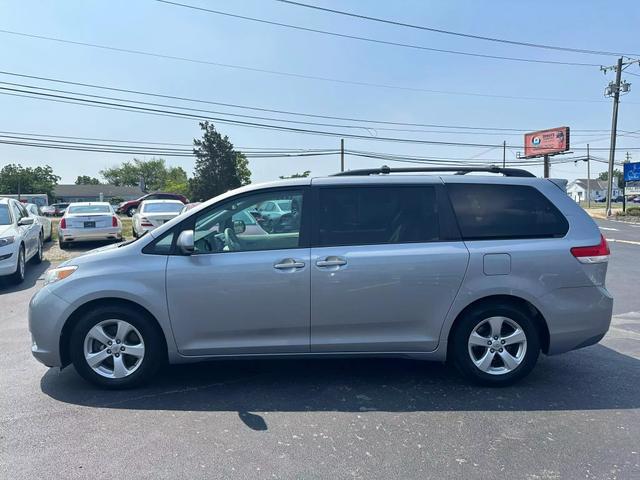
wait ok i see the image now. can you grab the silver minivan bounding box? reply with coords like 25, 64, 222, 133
29, 167, 613, 388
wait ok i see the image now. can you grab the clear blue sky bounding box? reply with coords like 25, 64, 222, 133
1, 0, 638, 184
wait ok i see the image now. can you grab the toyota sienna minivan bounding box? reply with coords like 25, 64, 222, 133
29, 166, 613, 388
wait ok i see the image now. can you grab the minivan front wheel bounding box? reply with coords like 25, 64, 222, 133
451, 303, 540, 387
69, 305, 164, 388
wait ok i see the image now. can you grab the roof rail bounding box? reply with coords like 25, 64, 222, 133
331, 165, 535, 178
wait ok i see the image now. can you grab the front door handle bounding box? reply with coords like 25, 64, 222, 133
274, 258, 306, 270
316, 256, 347, 268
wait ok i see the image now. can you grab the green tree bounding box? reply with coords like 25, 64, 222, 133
164, 166, 189, 196
75, 175, 101, 185
0, 164, 60, 201
598, 169, 624, 188
279, 171, 311, 179
100, 158, 172, 192
189, 122, 251, 201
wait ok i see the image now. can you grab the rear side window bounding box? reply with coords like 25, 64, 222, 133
318, 186, 439, 247
446, 184, 568, 240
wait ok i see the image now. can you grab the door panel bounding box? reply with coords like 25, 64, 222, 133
167, 248, 310, 355
310, 243, 468, 352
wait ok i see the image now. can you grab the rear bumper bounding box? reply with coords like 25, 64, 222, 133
59, 227, 122, 242
541, 285, 613, 355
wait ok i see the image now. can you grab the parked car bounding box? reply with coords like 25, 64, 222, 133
132, 200, 185, 238
25, 203, 52, 242
29, 167, 613, 389
179, 202, 202, 214
58, 202, 122, 249
117, 193, 188, 217
41, 203, 70, 217
255, 199, 292, 231
0, 197, 43, 284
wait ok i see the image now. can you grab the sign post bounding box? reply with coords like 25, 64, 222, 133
523, 127, 571, 178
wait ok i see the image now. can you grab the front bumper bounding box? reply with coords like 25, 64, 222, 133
29, 286, 73, 367
542, 285, 613, 355
59, 227, 122, 242
0, 245, 18, 276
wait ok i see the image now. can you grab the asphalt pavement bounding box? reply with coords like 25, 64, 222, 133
0, 220, 638, 479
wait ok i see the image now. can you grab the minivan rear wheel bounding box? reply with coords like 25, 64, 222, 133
451, 303, 540, 387
69, 305, 164, 389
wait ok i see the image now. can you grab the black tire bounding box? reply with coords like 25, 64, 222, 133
9, 245, 25, 284
32, 234, 43, 264
69, 304, 165, 389
126, 207, 136, 217
58, 239, 67, 250
450, 303, 540, 387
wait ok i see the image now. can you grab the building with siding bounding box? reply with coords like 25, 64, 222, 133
52, 184, 144, 203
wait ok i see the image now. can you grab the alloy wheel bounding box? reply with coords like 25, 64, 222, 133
467, 316, 527, 375
83, 319, 145, 379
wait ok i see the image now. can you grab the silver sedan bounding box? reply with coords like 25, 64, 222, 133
58, 202, 122, 249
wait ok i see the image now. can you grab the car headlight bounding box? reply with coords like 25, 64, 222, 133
43, 265, 78, 286
0, 236, 15, 247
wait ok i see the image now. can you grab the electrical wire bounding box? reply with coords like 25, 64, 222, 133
152, 1, 601, 67
274, 0, 639, 57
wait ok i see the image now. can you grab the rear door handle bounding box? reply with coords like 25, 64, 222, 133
316, 256, 347, 268
274, 258, 306, 270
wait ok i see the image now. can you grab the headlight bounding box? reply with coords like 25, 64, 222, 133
0, 236, 15, 247
43, 265, 78, 286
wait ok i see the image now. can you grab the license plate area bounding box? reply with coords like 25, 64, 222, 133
84, 221, 96, 228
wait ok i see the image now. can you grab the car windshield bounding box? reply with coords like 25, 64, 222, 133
143, 203, 183, 213
0, 205, 11, 225
67, 205, 111, 214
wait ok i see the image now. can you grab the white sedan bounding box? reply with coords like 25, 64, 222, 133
0, 197, 42, 284
132, 200, 184, 238
58, 202, 122, 249
25, 203, 53, 242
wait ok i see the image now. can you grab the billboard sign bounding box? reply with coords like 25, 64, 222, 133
523, 127, 570, 158
623, 162, 640, 182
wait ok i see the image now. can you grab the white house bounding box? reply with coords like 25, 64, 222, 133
566, 179, 621, 202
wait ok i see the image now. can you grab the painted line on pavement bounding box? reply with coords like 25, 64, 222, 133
607, 238, 640, 246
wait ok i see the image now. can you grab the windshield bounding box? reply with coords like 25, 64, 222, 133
142, 203, 183, 213
67, 205, 111, 214
0, 205, 11, 225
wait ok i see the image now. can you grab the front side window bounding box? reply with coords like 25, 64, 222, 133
11, 203, 24, 222
193, 190, 304, 254
318, 186, 439, 247
447, 184, 569, 240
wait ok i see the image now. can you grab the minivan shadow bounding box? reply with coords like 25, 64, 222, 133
41, 344, 640, 426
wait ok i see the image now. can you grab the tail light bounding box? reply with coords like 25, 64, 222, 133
571, 234, 610, 264
60, 218, 67, 229
112, 216, 118, 227
141, 217, 153, 227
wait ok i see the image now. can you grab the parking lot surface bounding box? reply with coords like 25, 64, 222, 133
1, 219, 638, 479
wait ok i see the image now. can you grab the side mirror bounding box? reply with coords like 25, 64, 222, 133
176, 230, 195, 255
18, 217, 35, 226
233, 220, 246, 234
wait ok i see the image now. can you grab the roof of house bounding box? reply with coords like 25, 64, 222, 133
53, 184, 145, 198
568, 179, 609, 191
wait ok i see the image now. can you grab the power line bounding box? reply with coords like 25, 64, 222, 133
274, 0, 639, 57
152, 1, 601, 67
2, 86, 638, 151
0, 70, 625, 133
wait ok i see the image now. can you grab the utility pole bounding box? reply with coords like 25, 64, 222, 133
604, 57, 623, 217
601, 57, 636, 216
543, 154, 550, 178
502, 141, 506, 168
340, 138, 345, 172
587, 144, 591, 209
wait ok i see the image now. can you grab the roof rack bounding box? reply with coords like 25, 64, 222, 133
331, 165, 535, 178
